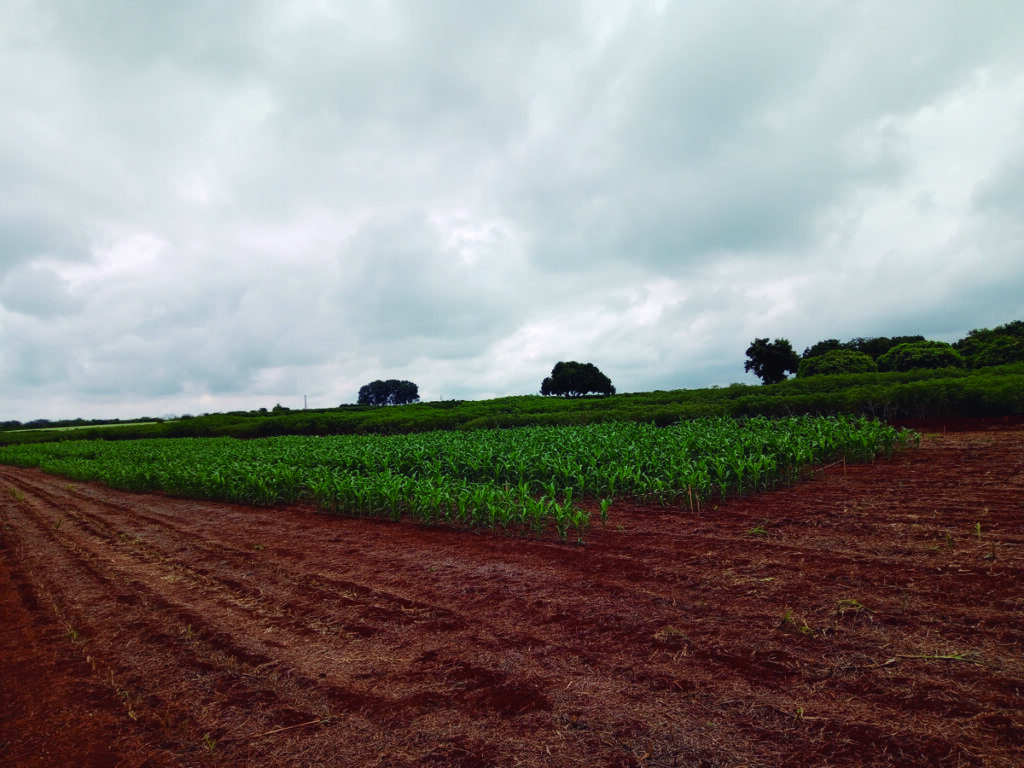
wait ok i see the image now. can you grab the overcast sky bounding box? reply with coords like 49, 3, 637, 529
2, 1, 1023, 421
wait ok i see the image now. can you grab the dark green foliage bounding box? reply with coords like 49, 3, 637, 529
357, 379, 420, 406
540, 361, 615, 397
2, 364, 1023, 447
798, 349, 877, 378
803, 336, 926, 361
744, 338, 799, 385
877, 341, 964, 372
801, 339, 843, 359
954, 321, 1024, 368
966, 335, 1024, 368
846, 336, 926, 360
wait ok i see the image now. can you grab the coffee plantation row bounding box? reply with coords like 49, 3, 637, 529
0, 416, 915, 542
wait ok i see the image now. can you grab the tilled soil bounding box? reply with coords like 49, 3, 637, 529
1, 425, 1022, 767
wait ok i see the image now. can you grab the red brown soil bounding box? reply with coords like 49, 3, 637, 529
2, 424, 1022, 768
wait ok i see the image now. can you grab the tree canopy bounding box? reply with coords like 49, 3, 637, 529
801, 338, 843, 359
797, 349, 877, 378
802, 336, 925, 361
789, 323, 1024, 377
357, 379, 420, 406
954, 320, 1024, 368
744, 338, 799, 385
540, 361, 615, 397
877, 341, 963, 373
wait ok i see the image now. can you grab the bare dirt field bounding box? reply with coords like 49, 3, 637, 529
1, 423, 1022, 767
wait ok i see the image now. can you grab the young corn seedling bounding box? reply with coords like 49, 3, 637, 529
779, 608, 816, 636
552, 501, 571, 542
835, 598, 873, 620
570, 506, 590, 545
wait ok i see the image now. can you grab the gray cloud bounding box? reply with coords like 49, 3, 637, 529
1, 1, 1023, 420
0, 263, 81, 316
336, 212, 527, 357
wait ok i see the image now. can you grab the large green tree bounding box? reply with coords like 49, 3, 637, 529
797, 349, 877, 378
357, 379, 420, 406
954, 320, 1024, 368
802, 336, 926, 361
744, 338, 799, 385
846, 336, 926, 360
877, 341, 963, 372
801, 339, 843, 359
540, 361, 615, 397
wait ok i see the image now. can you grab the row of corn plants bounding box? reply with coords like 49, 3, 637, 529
0, 416, 916, 541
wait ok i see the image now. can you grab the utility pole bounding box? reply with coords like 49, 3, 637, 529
304, 395, 307, 410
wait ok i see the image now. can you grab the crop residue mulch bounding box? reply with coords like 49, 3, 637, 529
1, 423, 1022, 767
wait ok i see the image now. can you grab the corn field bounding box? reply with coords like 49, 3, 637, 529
0, 416, 915, 542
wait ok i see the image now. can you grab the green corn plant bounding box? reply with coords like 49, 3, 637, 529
0, 415, 917, 544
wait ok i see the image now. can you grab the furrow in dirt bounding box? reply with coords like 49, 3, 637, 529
2, 496, 496, 762
0, 474, 576, 764
2, 467, 465, 640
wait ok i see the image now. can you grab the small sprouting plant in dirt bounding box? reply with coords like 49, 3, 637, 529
8, 487, 25, 501
835, 598, 873, 619
943, 531, 955, 553
202, 733, 217, 753
253, 543, 265, 550
66, 627, 80, 642
779, 608, 816, 636
116, 688, 138, 721
599, 498, 612, 528
53, 516, 64, 532
747, 522, 769, 537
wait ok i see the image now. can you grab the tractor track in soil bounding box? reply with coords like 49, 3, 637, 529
1, 423, 1023, 767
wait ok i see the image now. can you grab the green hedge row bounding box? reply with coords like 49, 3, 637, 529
2, 363, 1021, 446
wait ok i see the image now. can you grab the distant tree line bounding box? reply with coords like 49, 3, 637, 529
0, 416, 165, 433
745, 320, 1024, 385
